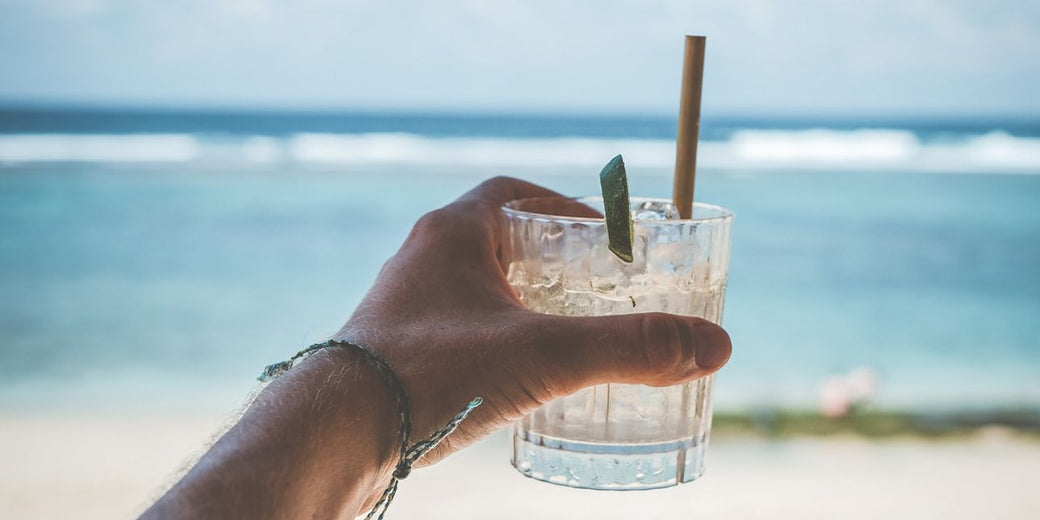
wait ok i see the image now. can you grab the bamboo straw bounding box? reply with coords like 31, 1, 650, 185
672, 35, 706, 219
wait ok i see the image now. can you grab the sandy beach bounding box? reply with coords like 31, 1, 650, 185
2, 1, 1039, 519
2, 412, 1037, 520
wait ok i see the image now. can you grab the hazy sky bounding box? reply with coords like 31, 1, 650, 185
1, 0, 1038, 115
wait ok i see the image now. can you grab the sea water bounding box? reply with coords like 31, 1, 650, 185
0, 109, 1038, 417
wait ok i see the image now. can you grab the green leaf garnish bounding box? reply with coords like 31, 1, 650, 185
599, 154, 633, 263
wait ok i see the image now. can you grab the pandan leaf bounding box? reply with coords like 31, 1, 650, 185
599, 154, 633, 263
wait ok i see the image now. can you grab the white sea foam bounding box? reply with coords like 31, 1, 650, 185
960, 131, 1040, 170
288, 133, 676, 168
722, 129, 1040, 173
728, 129, 920, 164
2, 129, 1039, 173
288, 130, 1040, 173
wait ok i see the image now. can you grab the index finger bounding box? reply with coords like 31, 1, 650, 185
458, 176, 603, 219
452, 177, 603, 277
457, 176, 565, 208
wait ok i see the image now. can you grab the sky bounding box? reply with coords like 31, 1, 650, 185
0, 0, 1038, 116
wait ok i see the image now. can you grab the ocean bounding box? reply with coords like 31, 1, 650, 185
0, 108, 1038, 414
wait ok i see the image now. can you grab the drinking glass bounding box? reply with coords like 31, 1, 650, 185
503, 196, 733, 490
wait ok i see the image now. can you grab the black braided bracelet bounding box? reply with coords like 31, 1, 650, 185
258, 339, 482, 520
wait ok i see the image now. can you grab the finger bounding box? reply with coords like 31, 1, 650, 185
451, 177, 601, 274
524, 312, 731, 392
404, 177, 571, 263
458, 176, 601, 218
505, 196, 603, 219
457, 176, 565, 208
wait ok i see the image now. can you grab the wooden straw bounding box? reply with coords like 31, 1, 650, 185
672, 35, 706, 219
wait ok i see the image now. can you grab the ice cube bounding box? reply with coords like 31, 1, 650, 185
632, 200, 680, 221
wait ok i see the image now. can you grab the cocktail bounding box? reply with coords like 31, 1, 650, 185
503, 34, 721, 491
503, 196, 733, 489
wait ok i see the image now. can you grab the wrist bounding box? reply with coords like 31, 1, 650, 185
236, 345, 402, 518
282, 346, 401, 501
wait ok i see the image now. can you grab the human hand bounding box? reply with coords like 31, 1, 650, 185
338, 177, 732, 468
142, 176, 732, 520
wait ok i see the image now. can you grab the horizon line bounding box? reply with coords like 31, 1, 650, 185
2, 99, 1039, 123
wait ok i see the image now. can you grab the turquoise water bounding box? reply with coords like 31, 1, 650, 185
1, 109, 1038, 412
2, 161, 1037, 412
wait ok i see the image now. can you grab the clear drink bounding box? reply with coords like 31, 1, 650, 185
503, 197, 733, 490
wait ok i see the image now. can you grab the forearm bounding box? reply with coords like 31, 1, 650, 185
142, 348, 398, 520
139, 176, 734, 518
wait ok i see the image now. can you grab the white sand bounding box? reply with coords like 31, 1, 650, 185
1, 413, 1037, 519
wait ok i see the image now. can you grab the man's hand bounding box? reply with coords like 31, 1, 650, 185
143, 176, 731, 520
339, 176, 731, 468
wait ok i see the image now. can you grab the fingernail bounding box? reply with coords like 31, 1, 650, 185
693, 322, 732, 370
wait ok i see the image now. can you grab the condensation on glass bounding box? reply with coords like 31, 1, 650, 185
503, 197, 733, 490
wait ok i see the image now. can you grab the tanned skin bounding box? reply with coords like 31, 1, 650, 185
141, 177, 732, 519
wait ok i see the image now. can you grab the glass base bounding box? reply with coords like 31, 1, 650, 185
511, 428, 708, 490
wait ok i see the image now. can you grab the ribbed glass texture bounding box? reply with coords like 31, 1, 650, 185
503, 197, 733, 490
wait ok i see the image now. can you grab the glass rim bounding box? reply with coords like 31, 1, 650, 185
502, 196, 734, 224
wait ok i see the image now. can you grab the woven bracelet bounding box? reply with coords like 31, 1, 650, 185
258, 339, 482, 520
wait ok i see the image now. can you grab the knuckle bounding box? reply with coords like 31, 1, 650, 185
449, 198, 491, 216
412, 208, 454, 234
639, 313, 685, 377
413, 203, 492, 245
483, 175, 520, 189
474, 176, 524, 205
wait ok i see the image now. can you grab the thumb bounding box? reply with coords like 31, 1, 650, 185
528, 312, 731, 392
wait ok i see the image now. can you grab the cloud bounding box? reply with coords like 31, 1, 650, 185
0, 0, 1037, 114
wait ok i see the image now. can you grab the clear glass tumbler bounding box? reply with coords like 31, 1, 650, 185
503, 197, 733, 490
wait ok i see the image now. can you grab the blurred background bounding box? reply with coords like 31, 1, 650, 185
1, 1, 1038, 518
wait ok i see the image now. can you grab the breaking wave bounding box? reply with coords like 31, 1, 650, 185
2, 129, 1039, 173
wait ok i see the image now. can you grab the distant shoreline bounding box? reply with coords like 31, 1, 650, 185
712, 408, 1040, 439
3, 405, 1036, 440
2, 102, 1040, 126
3, 106, 1038, 173
2, 105, 1039, 140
